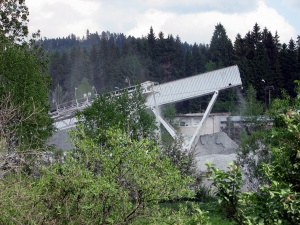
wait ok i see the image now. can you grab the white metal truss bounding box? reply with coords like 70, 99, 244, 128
185, 90, 219, 150
52, 65, 242, 150
53, 117, 78, 130
151, 107, 177, 138
146, 65, 242, 150
145, 65, 241, 107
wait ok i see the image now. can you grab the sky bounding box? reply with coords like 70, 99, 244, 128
26, 0, 300, 45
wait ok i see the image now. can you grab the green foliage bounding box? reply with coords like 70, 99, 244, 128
51, 83, 67, 106
76, 77, 93, 100
206, 162, 245, 224
208, 86, 300, 225
0, 85, 212, 224
44, 21, 300, 113
161, 135, 196, 177
194, 185, 215, 203
204, 60, 217, 72
50, 88, 199, 223
0, 37, 53, 151
0, 1, 54, 152
237, 85, 270, 188
160, 103, 179, 147
265, 109, 300, 193
0, 0, 29, 42
34, 128, 193, 224
242, 85, 264, 119
117, 54, 146, 85
268, 84, 300, 127
237, 128, 271, 190
208, 215, 234, 225
0, 127, 197, 224
132, 202, 211, 225
209, 23, 234, 68
213, 89, 238, 113
76, 88, 156, 143
161, 103, 177, 124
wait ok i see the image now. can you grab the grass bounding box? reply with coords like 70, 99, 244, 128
208, 215, 234, 225
132, 189, 235, 225
198, 199, 237, 225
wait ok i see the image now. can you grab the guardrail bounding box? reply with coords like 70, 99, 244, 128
49, 97, 93, 118
49, 81, 160, 121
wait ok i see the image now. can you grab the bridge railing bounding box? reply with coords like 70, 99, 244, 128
50, 81, 160, 120
49, 97, 93, 118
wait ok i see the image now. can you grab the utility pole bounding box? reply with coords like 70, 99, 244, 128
75, 87, 78, 107
262, 79, 274, 108
125, 77, 131, 87
265, 86, 274, 106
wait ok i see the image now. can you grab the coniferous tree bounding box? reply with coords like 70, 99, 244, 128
97, 32, 110, 90
184, 48, 193, 77
156, 31, 168, 82
64, 46, 93, 95
209, 23, 234, 68
51, 83, 67, 108
280, 39, 299, 97
191, 43, 200, 74
147, 26, 156, 62
234, 33, 250, 87
262, 29, 283, 98
48, 51, 65, 90
198, 44, 209, 73
146, 27, 161, 81
42, 22, 300, 109
210, 23, 236, 113
170, 35, 185, 79
90, 44, 100, 90
106, 42, 119, 88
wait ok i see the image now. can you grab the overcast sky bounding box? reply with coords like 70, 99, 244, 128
26, 0, 300, 45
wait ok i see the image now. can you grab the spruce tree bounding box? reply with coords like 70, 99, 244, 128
209, 23, 234, 68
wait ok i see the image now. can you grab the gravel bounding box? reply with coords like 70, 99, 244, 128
193, 132, 239, 172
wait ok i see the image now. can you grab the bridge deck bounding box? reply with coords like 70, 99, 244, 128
146, 65, 242, 107
52, 65, 242, 129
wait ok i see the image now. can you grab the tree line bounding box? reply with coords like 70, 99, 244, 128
1, 1, 300, 223
45, 23, 300, 112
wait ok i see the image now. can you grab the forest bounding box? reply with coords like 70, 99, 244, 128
1, 0, 300, 224
45, 23, 300, 113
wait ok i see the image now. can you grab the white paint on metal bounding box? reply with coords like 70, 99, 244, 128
54, 117, 78, 130
145, 65, 242, 107
53, 65, 242, 133
185, 90, 219, 150
151, 107, 177, 139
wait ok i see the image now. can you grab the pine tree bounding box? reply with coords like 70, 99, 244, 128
191, 43, 200, 74
280, 39, 299, 97
262, 29, 283, 97
184, 48, 193, 77
233, 33, 249, 87
209, 23, 234, 68
147, 26, 156, 61
172, 35, 185, 79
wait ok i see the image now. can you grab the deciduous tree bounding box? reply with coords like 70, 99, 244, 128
0, 3, 53, 151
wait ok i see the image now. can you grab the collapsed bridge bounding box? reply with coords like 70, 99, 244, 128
50, 65, 242, 150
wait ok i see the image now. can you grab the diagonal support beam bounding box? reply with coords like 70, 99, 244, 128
151, 107, 177, 139
53, 66, 242, 131
185, 90, 219, 150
